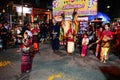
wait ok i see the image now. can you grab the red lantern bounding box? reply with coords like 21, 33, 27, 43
33, 43, 39, 51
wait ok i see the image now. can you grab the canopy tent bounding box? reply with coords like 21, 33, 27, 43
88, 12, 110, 22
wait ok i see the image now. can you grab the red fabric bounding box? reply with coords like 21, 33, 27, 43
101, 30, 113, 40
21, 55, 32, 73
116, 28, 120, 45
21, 37, 33, 73
33, 42, 39, 51
96, 30, 102, 39
67, 29, 76, 42
21, 62, 32, 73
81, 45, 87, 57
22, 55, 31, 62
31, 28, 40, 34
20, 44, 24, 48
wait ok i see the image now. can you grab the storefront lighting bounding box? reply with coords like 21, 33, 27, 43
16, 6, 32, 14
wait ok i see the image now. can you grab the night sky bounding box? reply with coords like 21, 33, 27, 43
0, 0, 120, 19
98, 0, 120, 19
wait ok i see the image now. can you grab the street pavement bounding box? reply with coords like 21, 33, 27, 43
0, 41, 120, 80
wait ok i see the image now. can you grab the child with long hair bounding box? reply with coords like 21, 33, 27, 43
21, 30, 33, 73
81, 34, 89, 57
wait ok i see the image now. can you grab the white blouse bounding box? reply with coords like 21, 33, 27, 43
82, 38, 89, 45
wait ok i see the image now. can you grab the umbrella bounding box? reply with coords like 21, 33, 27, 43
102, 21, 110, 25
25, 30, 33, 37
88, 12, 110, 22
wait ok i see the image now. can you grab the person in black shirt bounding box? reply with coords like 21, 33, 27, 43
21, 23, 29, 36
50, 19, 60, 52
0, 23, 8, 51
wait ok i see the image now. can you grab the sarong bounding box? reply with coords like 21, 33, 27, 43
81, 45, 87, 57
67, 41, 74, 53
21, 55, 32, 73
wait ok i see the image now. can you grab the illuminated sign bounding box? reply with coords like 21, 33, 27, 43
16, 6, 32, 14
53, 0, 97, 16
77, 16, 88, 21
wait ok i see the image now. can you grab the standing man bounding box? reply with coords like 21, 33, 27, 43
0, 23, 8, 51
50, 19, 60, 52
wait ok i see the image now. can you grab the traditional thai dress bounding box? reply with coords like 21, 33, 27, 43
31, 28, 40, 52
21, 37, 32, 73
100, 30, 113, 63
81, 37, 89, 57
66, 28, 76, 54
95, 29, 103, 56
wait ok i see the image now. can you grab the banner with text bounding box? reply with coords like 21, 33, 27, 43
53, 0, 97, 17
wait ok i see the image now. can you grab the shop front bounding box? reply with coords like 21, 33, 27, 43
10, 4, 33, 25
13, 4, 52, 25
32, 8, 52, 23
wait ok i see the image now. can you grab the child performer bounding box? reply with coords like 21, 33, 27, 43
31, 24, 40, 53
21, 30, 33, 73
81, 34, 89, 57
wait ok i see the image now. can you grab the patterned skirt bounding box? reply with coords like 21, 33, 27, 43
81, 45, 88, 57
21, 54, 32, 73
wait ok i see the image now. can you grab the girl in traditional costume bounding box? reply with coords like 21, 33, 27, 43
31, 24, 40, 53
99, 23, 113, 63
81, 34, 89, 57
21, 30, 33, 73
